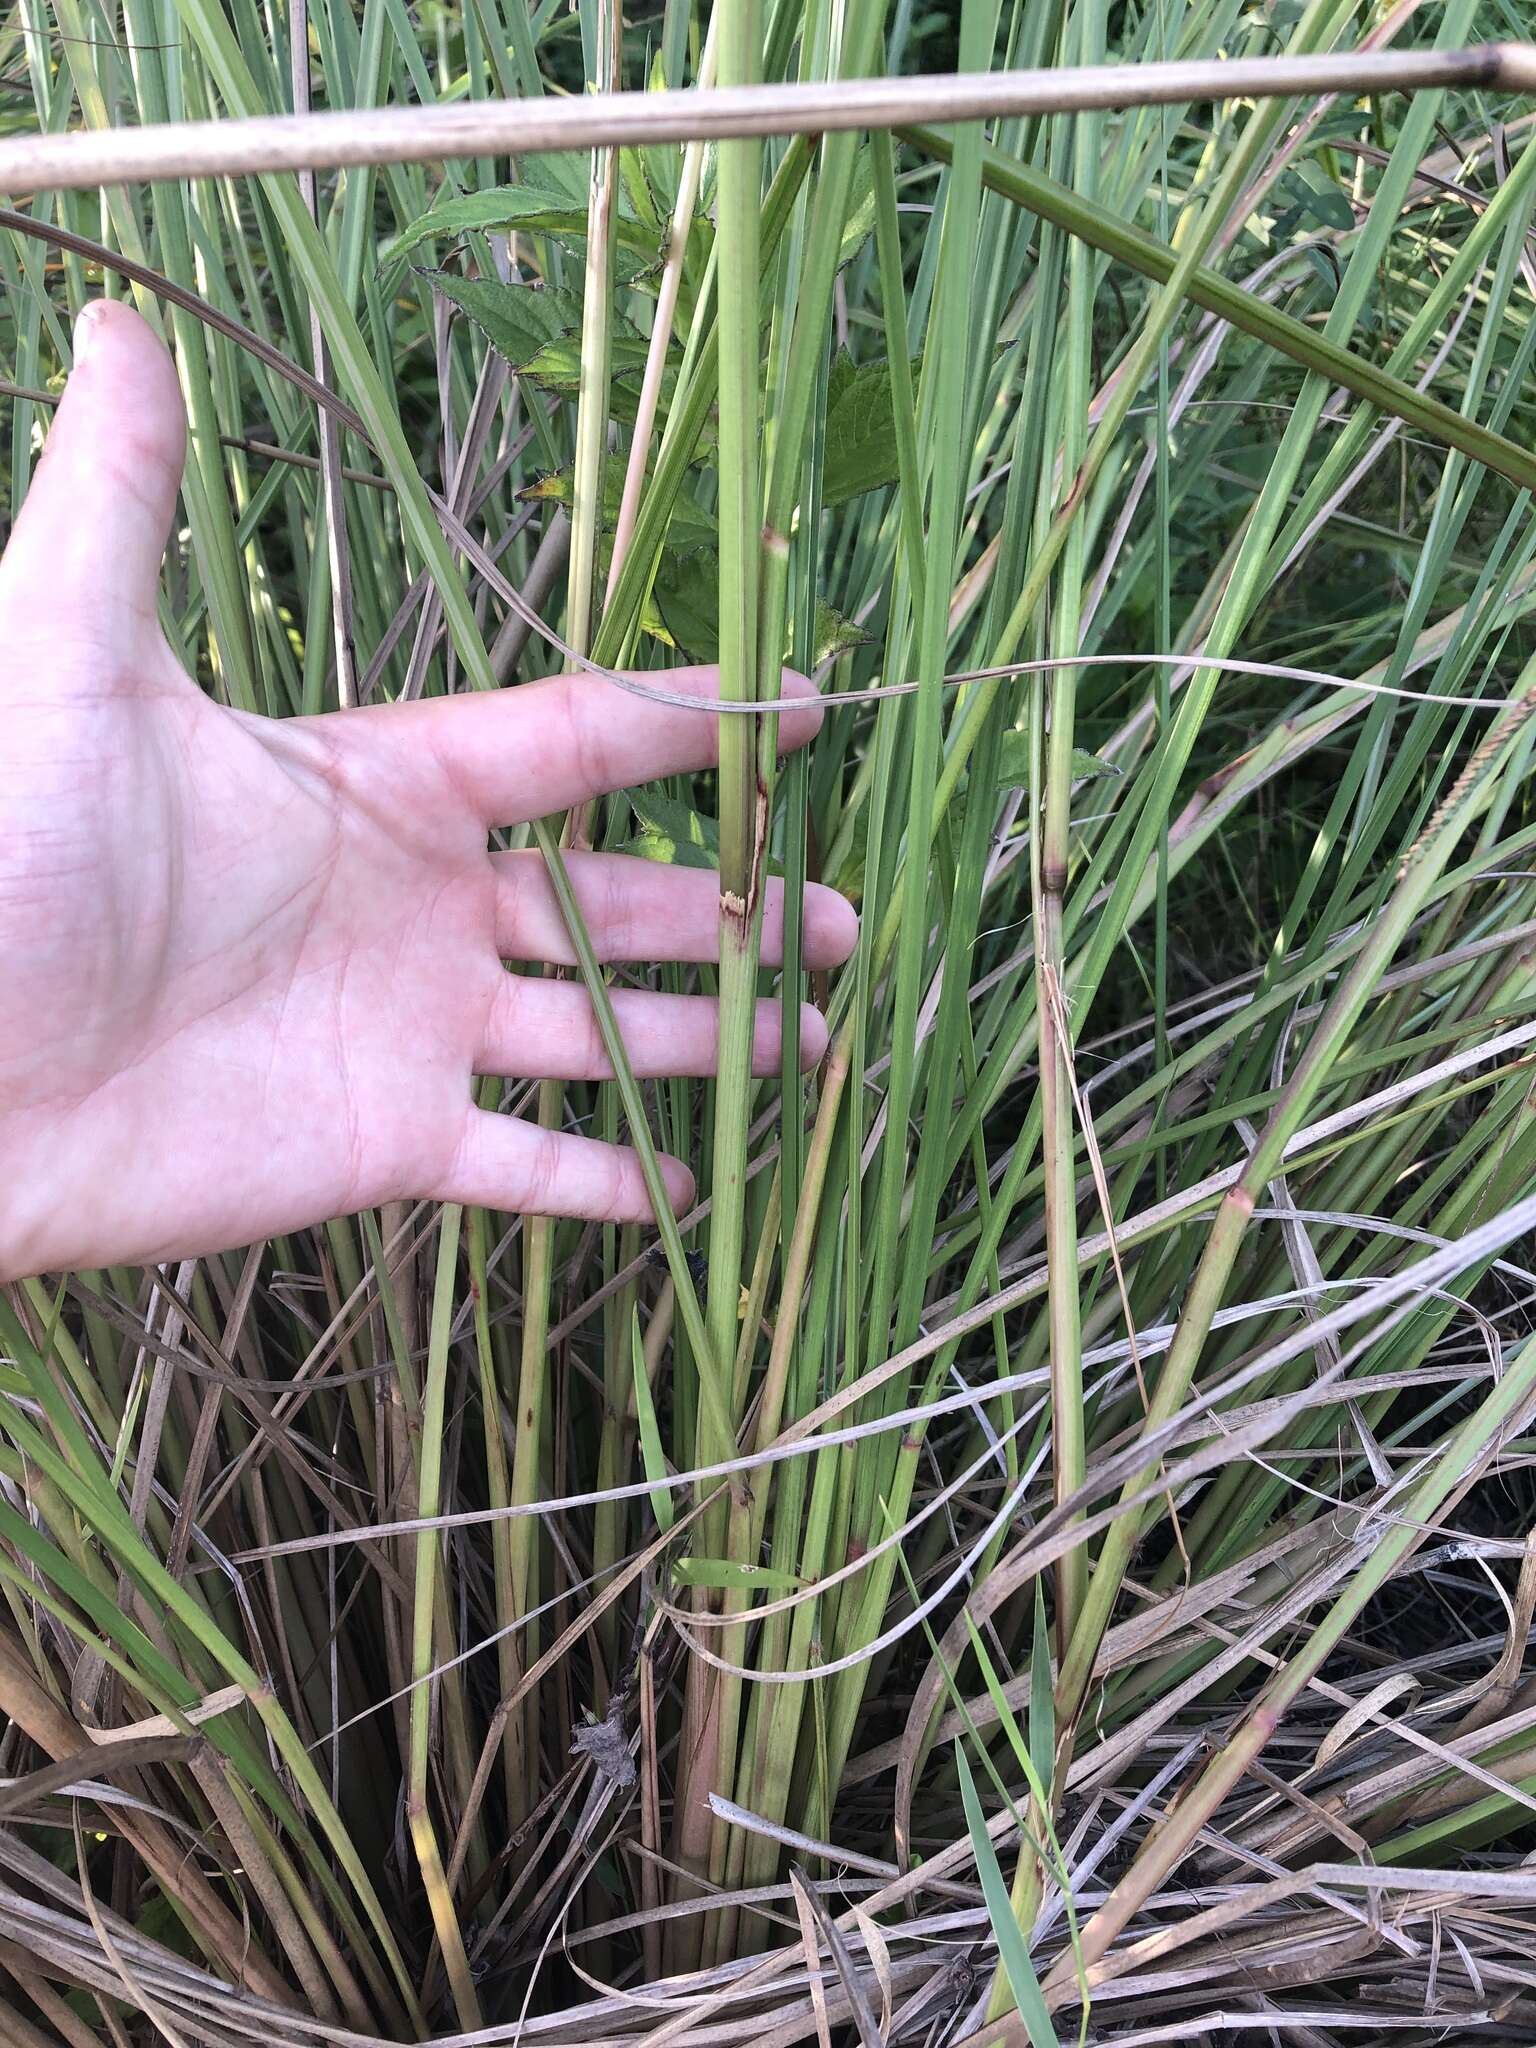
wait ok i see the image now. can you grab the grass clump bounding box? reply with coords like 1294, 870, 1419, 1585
5, 0, 1536, 2040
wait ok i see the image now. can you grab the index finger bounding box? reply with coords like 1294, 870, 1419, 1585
329, 664, 824, 825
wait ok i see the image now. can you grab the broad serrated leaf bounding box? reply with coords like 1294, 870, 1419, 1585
386, 156, 659, 277
1261, 166, 1354, 248
521, 318, 653, 392
995, 728, 1121, 788
838, 148, 876, 268
519, 454, 717, 550
649, 550, 860, 669
620, 144, 663, 235
427, 273, 582, 374
608, 363, 699, 441
830, 801, 868, 906
424, 277, 653, 402
622, 792, 720, 871
813, 599, 871, 668
650, 546, 720, 661
822, 352, 907, 507
508, 151, 597, 210
995, 729, 1032, 787
1291, 162, 1355, 231
1309, 186, 1355, 231
385, 182, 592, 264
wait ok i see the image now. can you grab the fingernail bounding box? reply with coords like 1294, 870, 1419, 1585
73, 300, 107, 369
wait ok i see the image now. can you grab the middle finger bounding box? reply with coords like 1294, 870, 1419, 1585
490, 848, 858, 970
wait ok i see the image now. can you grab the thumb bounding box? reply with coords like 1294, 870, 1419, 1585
0, 299, 186, 642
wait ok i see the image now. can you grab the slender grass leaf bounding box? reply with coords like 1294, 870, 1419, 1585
631, 1309, 674, 1536
955, 1741, 1057, 2048
672, 1558, 805, 1591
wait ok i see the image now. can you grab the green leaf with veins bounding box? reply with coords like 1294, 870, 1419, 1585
648, 546, 869, 668
622, 793, 721, 870
389, 156, 659, 278
430, 278, 659, 404
426, 273, 582, 374
386, 193, 584, 262
813, 600, 871, 667
995, 728, 1121, 788
519, 456, 717, 550
838, 149, 877, 268
647, 547, 721, 661
822, 352, 914, 507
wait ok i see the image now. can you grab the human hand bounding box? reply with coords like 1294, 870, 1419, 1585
0, 303, 856, 1280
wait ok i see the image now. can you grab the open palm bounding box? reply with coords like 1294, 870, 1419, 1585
0, 302, 854, 1280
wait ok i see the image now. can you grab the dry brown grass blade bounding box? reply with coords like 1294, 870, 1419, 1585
0, 45, 1525, 190
786, 1870, 882, 2048
0, 1941, 105, 2048
787, 1870, 834, 2048
0, 1628, 296, 2009
1445, 1527, 1536, 1742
